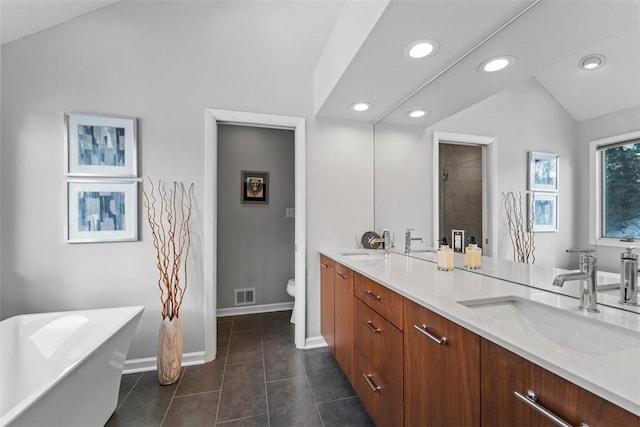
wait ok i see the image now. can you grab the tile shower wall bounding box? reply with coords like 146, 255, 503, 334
439, 143, 483, 248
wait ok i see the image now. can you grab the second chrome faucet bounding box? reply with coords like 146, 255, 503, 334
552, 249, 599, 312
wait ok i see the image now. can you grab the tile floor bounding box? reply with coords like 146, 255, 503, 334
106, 310, 374, 426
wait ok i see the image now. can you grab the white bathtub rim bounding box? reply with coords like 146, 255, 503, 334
0, 305, 144, 427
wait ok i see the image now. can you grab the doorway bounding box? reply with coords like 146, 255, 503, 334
204, 109, 306, 363
432, 131, 497, 256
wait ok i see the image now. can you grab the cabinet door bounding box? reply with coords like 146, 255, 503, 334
404, 298, 480, 427
334, 262, 354, 384
320, 255, 335, 353
481, 339, 640, 427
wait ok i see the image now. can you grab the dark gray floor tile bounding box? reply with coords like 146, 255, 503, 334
263, 340, 305, 382
303, 350, 355, 403
162, 391, 219, 427
232, 315, 261, 332
218, 322, 233, 347
227, 331, 263, 365
176, 357, 226, 396
317, 397, 374, 427
215, 414, 269, 426
267, 377, 323, 427
117, 372, 143, 407
216, 361, 267, 422
261, 324, 293, 343
107, 371, 180, 427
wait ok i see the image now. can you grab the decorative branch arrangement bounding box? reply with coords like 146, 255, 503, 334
502, 191, 536, 264
143, 178, 194, 320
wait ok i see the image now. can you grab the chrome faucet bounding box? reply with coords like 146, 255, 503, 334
405, 228, 424, 254
620, 247, 639, 305
370, 229, 393, 255
552, 249, 599, 312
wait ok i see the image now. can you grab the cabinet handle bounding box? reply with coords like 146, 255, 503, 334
363, 290, 381, 301
514, 390, 587, 427
413, 324, 447, 345
362, 320, 381, 334
321, 262, 331, 269
362, 373, 381, 393
336, 272, 348, 280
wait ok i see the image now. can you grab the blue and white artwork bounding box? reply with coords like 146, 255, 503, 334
77, 125, 126, 167
77, 191, 126, 232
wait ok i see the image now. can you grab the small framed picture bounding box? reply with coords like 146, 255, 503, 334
528, 151, 558, 192
65, 113, 137, 177
452, 230, 465, 253
241, 170, 269, 204
67, 180, 138, 243
529, 192, 558, 232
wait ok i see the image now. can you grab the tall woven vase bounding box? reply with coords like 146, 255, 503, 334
157, 317, 183, 385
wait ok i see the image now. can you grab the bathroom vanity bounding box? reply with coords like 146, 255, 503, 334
319, 250, 640, 427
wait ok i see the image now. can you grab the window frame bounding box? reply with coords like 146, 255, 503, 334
589, 130, 640, 247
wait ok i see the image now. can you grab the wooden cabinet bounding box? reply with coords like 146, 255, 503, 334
404, 298, 481, 427
481, 339, 640, 427
320, 255, 335, 353
334, 262, 355, 384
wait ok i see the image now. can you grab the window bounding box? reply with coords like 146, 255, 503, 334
590, 131, 640, 245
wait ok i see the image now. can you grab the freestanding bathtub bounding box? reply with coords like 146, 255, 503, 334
0, 306, 144, 427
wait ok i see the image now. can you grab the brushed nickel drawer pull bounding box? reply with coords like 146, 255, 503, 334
362, 373, 380, 393
321, 262, 331, 269
364, 290, 381, 301
363, 320, 381, 334
514, 390, 579, 427
336, 272, 348, 280
413, 324, 447, 345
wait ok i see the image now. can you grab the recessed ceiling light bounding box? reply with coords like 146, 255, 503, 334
579, 54, 606, 71
408, 109, 428, 118
404, 39, 440, 59
351, 102, 372, 112
479, 56, 515, 73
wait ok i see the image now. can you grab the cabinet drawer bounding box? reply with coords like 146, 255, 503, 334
481, 339, 640, 427
354, 347, 403, 427
354, 273, 403, 330
354, 298, 403, 396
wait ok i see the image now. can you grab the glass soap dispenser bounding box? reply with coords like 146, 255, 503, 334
437, 237, 454, 271
465, 236, 482, 269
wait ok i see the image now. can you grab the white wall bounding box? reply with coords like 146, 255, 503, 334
576, 105, 640, 272
217, 124, 294, 309
0, 1, 372, 359
375, 77, 578, 268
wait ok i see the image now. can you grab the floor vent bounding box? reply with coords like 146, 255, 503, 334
235, 288, 256, 306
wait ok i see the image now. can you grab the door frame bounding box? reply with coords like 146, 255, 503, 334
204, 109, 306, 361
432, 131, 497, 256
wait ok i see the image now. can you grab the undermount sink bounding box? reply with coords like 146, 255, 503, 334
458, 296, 640, 357
339, 251, 385, 260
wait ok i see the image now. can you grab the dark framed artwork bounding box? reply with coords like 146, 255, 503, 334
241, 170, 269, 204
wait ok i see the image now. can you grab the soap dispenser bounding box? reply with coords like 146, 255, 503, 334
620, 247, 638, 305
437, 237, 454, 271
465, 236, 482, 269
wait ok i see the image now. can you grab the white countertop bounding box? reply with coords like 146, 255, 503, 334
320, 249, 640, 416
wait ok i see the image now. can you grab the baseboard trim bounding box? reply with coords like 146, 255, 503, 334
217, 302, 294, 317
123, 351, 206, 374
305, 335, 328, 349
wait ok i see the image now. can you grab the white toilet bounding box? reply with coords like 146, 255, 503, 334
286, 278, 296, 324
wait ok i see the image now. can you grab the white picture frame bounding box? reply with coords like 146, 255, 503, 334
529, 192, 558, 232
67, 180, 138, 243
65, 113, 137, 177
528, 151, 558, 192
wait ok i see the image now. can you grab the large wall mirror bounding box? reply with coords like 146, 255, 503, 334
373, 0, 640, 273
